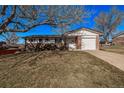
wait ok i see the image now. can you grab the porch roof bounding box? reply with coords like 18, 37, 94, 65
23, 35, 61, 39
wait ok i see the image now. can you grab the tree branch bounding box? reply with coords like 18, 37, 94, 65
0, 6, 16, 31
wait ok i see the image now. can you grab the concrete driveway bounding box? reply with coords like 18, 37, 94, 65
86, 50, 124, 71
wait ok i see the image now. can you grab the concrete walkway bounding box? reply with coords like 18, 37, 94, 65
86, 50, 124, 71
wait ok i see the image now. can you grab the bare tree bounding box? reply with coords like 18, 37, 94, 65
49, 6, 90, 34
94, 7, 123, 43
0, 5, 48, 33
0, 5, 89, 34
1, 32, 19, 46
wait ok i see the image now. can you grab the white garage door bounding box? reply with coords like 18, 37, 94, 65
81, 38, 96, 50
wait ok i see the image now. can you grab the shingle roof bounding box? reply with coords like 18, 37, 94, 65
113, 31, 124, 39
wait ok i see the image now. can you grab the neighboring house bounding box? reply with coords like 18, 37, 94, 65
112, 32, 124, 45
0, 41, 7, 49
24, 28, 103, 51
0, 40, 24, 51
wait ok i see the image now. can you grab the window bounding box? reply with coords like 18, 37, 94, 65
39, 39, 42, 42
29, 39, 35, 42
30, 39, 33, 42
45, 38, 49, 41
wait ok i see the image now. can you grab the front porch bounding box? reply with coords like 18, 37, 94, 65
64, 36, 82, 51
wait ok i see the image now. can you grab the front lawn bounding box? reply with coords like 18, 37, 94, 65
0, 51, 124, 88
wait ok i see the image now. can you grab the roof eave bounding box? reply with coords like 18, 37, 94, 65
64, 28, 103, 35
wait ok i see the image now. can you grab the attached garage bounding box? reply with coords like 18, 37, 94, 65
82, 37, 96, 50
64, 28, 102, 50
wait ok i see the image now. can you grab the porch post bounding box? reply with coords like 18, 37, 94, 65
63, 36, 67, 50
96, 35, 100, 50
75, 36, 81, 49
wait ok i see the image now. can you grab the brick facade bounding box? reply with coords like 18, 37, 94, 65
75, 36, 81, 49
113, 37, 124, 45
96, 35, 99, 50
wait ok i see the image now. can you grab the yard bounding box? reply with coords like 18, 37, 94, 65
101, 45, 124, 54
0, 51, 124, 88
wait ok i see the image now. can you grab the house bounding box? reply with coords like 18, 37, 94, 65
24, 28, 103, 51
64, 28, 103, 50
0, 41, 7, 49
112, 32, 124, 45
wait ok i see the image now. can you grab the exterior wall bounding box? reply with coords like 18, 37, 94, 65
26, 38, 56, 44
66, 37, 76, 50
25, 37, 64, 44
96, 35, 100, 50
67, 29, 97, 36
113, 37, 124, 45
25, 37, 63, 51
76, 36, 81, 49
66, 29, 98, 50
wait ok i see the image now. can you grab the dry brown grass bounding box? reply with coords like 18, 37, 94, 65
0, 51, 124, 88
101, 45, 124, 54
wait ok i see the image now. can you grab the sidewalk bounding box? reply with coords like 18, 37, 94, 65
86, 50, 124, 71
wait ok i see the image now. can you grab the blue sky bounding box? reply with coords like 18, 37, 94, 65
1, 5, 124, 44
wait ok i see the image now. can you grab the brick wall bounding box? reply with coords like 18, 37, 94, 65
113, 37, 124, 45
75, 36, 81, 49
96, 35, 99, 50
